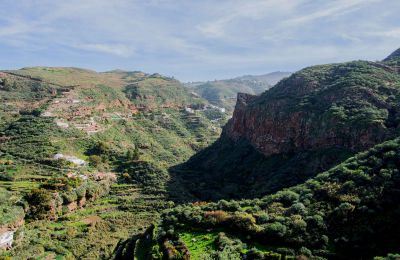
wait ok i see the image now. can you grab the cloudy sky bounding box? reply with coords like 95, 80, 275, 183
1, 0, 399, 81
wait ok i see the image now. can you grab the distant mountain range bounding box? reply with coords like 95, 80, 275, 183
185, 71, 291, 113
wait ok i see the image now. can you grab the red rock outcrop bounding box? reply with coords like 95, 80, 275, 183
179, 53, 400, 200
224, 66, 397, 158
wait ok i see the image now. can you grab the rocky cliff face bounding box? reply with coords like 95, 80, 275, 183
177, 50, 400, 200
224, 62, 399, 157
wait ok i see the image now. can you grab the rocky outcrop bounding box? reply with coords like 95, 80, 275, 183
225, 95, 391, 158
224, 60, 400, 158
178, 50, 400, 200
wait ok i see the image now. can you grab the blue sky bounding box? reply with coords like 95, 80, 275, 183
0, 0, 399, 81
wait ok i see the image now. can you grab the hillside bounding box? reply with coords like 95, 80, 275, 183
0, 67, 223, 259
176, 52, 400, 200
2, 52, 400, 259
186, 72, 291, 113
0, 67, 225, 165
148, 137, 400, 259
383, 47, 400, 65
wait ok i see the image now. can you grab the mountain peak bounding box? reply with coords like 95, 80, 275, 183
383, 48, 400, 62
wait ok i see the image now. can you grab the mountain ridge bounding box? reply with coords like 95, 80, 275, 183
185, 71, 291, 113
176, 50, 400, 200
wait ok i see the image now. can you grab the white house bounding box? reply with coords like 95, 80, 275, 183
185, 107, 195, 114
0, 231, 14, 249
54, 154, 87, 166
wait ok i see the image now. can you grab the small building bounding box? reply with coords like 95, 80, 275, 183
54, 153, 87, 166
185, 107, 195, 114
0, 231, 14, 249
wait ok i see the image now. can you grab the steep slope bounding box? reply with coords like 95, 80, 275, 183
0, 67, 223, 165
0, 67, 222, 259
186, 72, 291, 113
383, 47, 400, 65
153, 137, 400, 259
176, 52, 400, 200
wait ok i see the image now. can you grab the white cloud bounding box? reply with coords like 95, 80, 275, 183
367, 28, 400, 38
0, 0, 398, 80
283, 0, 379, 26
73, 43, 135, 57
197, 0, 300, 38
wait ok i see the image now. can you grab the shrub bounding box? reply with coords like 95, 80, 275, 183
264, 222, 287, 238
25, 188, 54, 220
272, 190, 300, 206
287, 203, 307, 215
229, 212, 257, 232
204, 210, 229, 224
256, 212, 270, 224
298, 246, 312, 257
76, 185, 87, 198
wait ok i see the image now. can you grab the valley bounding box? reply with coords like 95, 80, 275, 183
1, 48, 400, 260
185, 72, 291, 113
145, 48, 400, 259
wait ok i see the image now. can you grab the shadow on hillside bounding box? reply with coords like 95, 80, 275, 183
167, 136, 354, 202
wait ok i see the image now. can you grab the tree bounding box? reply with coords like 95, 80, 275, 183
265, 222, 287, 238
25, 189, 54, 220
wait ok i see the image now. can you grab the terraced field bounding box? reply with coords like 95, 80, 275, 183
7, 183, 171, 259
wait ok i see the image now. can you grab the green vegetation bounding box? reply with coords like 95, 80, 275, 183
125, 75, 203, 109
178, 59, 400, 200
179, 231, 218, 259
1, 49, 400, 259
4, 183, 170, 259
0, 188, 24, 226
0, 67, 221, 258
154, 137, 400, 259
0, 116, 83, 162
